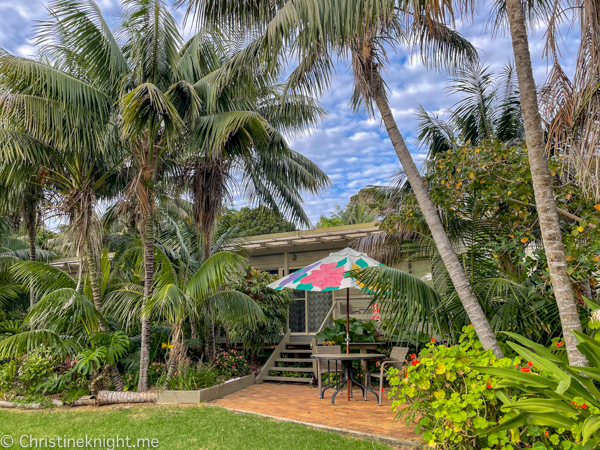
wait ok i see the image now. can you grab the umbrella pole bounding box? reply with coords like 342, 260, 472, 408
346, 288, 350, 401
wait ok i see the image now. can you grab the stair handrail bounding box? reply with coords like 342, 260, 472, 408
316, 301, 337, 334
255, 328, 291, 383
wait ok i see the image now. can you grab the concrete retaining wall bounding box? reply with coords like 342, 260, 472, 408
157, 374, 255, 405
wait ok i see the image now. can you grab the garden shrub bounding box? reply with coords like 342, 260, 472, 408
315, 317, 379, 346
387, 325, 515, 449
18, 348, 54, 394
228, 268, 295, 364
214, 349, 251, 380
161, 364, 220, 391
148, 361, 168, 387
0, 359, 17, 393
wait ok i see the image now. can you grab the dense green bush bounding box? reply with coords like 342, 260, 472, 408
315, 317, 379, 346
160, 364, 220, 391
228, 268, 295, 363
388, 325, 514, 449
475, 301, 600, 449
214, 349, 251, 380
17, 349, 55, 394
0, 359, 16, 393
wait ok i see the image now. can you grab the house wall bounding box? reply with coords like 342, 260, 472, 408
247, 238, 432, 335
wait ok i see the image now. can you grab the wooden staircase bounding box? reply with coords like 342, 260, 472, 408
256, 330, 316, 384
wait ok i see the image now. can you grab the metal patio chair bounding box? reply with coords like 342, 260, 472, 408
314, 345, 347, 399
366, 346, 409, 405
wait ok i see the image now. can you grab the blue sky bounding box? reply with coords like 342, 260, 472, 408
0, 0, 581, 225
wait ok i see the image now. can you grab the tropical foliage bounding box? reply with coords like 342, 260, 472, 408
227, 268, 294, 364
0, 0, 329, 394
221, 208, 297, 237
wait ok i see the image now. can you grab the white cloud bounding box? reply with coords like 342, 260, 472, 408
0, 0, 582, 225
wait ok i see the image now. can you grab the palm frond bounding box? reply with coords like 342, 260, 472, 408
10, 261, 76, 298
349, 265, 445, 337
203, 290, 265, 327
0, 329, 81, 358
186, 251, 246, 300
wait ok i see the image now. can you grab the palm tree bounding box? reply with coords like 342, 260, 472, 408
20, 0, 281, 390
171, 31, 330, 358
502, 0, 586, 366
0, 176, 46, 308
106, 240, 264, 383
416, 61, 524, 155
182, 0, 504, 357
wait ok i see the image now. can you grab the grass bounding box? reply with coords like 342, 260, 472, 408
0, 404, 395, 449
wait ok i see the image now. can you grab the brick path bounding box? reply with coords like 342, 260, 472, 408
211, 383, 419, 445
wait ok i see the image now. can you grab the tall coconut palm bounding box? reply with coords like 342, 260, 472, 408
181, 0, 504, 357
502, 0, 587, 366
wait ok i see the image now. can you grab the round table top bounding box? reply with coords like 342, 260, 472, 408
311, 353, 386, 361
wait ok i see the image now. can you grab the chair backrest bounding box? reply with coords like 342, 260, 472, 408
314, 345, 341, 355
390, 346, 409, 362
314, 345, 343, 372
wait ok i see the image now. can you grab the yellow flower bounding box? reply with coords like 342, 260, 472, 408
577, 226, 584, 233
593, 256, 599, 262
161, 343, 174, 349
469, 172, 475, 179
521, 237, 529, 243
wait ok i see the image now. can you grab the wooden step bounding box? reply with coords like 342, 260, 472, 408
270, 366, 314, 373
263, 376, 312, 383
274, 358, 313, 363
282, 349, 313, 354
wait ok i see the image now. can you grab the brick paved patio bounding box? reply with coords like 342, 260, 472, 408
210, 383, 419, 446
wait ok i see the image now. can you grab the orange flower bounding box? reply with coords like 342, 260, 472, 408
521, 237, 529, 243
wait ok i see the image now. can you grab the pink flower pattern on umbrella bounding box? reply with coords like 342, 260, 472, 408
301, 262, 346, 289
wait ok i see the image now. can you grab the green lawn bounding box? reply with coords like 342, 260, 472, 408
0, 404, 394, 450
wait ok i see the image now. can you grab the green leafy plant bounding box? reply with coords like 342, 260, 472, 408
17, 348, 55, 394
387, 325, 515, 449
315, 318, 378, 346
0, 359, 16, 393
228, 267, 295, 364
160, 364, 220, 391
476, 300, 600, 448
213, 349, 251, 380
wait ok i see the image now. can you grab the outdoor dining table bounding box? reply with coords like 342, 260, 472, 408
311, 353, 386, 406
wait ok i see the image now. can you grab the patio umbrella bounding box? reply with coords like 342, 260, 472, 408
267, 248, 384, 355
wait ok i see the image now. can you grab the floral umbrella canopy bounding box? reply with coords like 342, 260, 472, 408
267, 248, 384, 353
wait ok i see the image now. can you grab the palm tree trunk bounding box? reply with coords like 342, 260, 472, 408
86, 244, 103, 313
504, 0, 587, 366
86, 242, 125, 392
138, 215, 154, 392
204, 227, 216, 360
27, 216, 36, 308
370, 74, 503, 358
